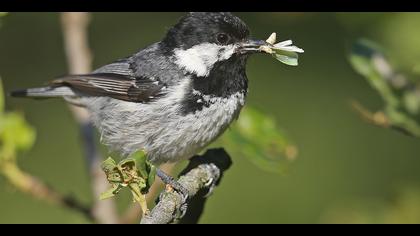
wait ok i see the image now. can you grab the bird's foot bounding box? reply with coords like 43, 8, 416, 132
202, 163, 221, 198
156, 168, 189, 218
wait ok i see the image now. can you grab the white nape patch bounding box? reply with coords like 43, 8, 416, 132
174, 43, 236, 77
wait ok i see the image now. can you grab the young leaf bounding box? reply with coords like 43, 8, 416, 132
99, 184, 122, 200
0, 113, 36, 153
147, 164, 156, 190
130, 150, 156, 190
100, 153, 156, 214
101, 157, 117, 174
218, 107, 297, 174
131, 150, 148, 178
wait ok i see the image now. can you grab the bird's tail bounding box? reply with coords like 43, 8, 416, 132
10, 86, 75, 98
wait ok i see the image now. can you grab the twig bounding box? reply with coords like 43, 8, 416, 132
350, 100, 390, 128
0, 161, 94, 221
60, 12, 119, 224
140, 148, 232, 224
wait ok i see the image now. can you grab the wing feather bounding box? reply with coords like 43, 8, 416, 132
51, 73, 165, 103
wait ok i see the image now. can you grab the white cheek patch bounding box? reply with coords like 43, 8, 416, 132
174, 43, 236, 77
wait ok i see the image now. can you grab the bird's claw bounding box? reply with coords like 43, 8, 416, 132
203, 163, 220, 198
178, 201, 188, 218
169, 183, 189, 218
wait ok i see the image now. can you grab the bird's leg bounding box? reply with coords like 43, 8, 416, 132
156, 168, 189, 217
156, 169, 189, 199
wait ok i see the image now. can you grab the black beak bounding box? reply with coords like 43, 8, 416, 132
236, 39, 269, 55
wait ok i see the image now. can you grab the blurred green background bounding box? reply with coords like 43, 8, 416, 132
1, 12, 420, 223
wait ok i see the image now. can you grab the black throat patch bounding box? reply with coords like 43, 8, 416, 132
180, 56, 248, 115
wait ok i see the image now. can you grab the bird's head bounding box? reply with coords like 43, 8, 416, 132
161, 12, 268, 77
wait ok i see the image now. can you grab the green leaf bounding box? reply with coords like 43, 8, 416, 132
147, 164, 156, 189
99, 184, 122, 200
218, 107, 297, 174
100, 152, 156, 214
385, 107, 420, 137
402, 92, 420, 115
349, 51, 375, 77
101, 157, 117, 174
130, 150, 156, 190
131, 150, 148, 178
119, 158, 136, 172
0, 112, 36, 154
350, 39, 400, 108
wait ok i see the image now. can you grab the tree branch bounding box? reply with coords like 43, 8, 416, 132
140, 148, 232, 224
0, 160, 94, 221
60, 12, 119, 224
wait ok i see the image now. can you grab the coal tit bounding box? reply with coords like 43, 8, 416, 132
12, 12, 272, 165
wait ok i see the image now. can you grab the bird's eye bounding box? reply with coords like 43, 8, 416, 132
216, 33, 230, 44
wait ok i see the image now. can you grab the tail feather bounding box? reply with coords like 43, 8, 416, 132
10, 86, 75, 98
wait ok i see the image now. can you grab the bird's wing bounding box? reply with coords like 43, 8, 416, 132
50, 73, 166, 103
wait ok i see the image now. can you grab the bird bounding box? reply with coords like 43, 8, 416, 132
11, 12, 270, 163
11, 12, 273, 194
